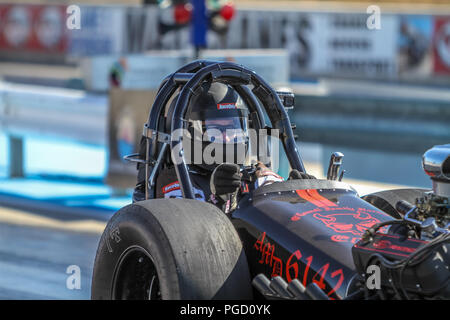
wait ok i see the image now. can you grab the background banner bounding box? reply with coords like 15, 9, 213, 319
0, 4, 67, 53
0, 3, 449, 84
67, 5, 125, 56
433, 16, 450, 74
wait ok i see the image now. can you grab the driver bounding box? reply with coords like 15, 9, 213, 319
140, 82, 315, 213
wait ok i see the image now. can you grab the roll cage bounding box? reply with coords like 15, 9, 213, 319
127, 60, 306, 200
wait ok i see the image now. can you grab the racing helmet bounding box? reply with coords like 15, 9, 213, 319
183, 82, 250, 172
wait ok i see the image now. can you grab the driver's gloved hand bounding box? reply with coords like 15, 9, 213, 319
210, 163, 242, 196
288, 169, 316, 180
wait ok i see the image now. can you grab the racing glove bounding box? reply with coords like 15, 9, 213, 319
288, 169, 316, 180
210, 163, 242, 196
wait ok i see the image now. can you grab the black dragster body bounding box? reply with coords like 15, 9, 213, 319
91, 61, 450, 300
232, 180, 394, 299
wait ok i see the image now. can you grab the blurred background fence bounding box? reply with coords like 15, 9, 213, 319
0, 0, 449, 191
1, 2, 450, 85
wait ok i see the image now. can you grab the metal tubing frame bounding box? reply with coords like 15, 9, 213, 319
144, 60, 216, 199
143, 61, 305, 199
169, 61, 305, 199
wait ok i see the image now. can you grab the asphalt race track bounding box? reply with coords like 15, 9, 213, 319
0, 207, 105, 300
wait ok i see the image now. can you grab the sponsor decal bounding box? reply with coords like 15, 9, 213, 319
330, 235, 361, 244
293, 190, 388, 240
291, 206, 386, 238
217, 103, 236, 110
254, 232, 283, 278
372, 240, 416, 253
296, 189, 337, 208
254, 232, 345, 299
241, 183, 249, 193
162, 181, 180, 194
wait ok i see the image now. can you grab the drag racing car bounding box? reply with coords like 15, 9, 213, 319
91, 61, 450, 300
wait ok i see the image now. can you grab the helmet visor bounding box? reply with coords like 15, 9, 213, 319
188, 116, 248, 145
204, 117, 248, 144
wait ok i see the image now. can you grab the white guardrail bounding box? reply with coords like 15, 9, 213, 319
81, 49, 289, 92
0, 81, 108, 146
0, 50, 289, 144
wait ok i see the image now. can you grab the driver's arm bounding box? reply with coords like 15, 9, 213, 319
209, 163, 242, 214
255, 162, 316, 186
209, 162, 316, 214
209, 162, 284, 214
254, 161, 284, 187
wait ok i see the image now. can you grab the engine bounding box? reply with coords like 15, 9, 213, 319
416, 144, 450, 231
352, 144, 450, 300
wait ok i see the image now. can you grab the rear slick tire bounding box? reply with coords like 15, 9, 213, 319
91, 198, 253, 300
